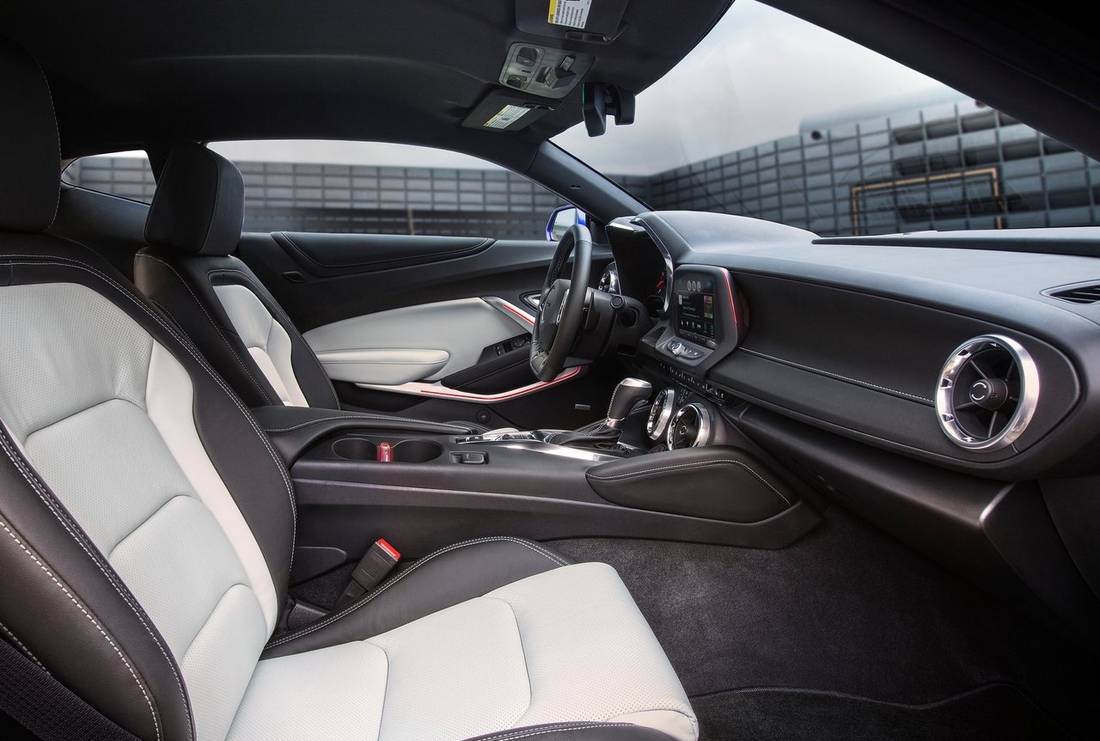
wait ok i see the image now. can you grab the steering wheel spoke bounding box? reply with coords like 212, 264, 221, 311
529, 224, 593, 382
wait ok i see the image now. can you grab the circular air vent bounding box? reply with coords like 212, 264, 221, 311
935, 335, 1039, 451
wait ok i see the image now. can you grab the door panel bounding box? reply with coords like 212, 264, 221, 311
236, 231, 615, 429
304, 297, 533, 383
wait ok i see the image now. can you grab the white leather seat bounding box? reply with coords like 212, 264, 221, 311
0, 39, 697, 741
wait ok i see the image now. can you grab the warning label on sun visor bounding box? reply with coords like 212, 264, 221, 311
484, 104, 533, 129
547, 0, 592, 30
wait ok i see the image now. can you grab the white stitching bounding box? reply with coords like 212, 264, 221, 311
472, 723, 632, 741
261, 414, 469, 434
3, 253, 298, 572
0, 617, 45, 669
740, 347, 934, 405
0, 517, 161, 741
266, 536, 567, 650
134, 252, 278, 404
0, 429, 189, 737
589, 459, 792, 506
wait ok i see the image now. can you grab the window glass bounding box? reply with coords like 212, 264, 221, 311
208, 141, 565, 239
554, 0, 1100, 236
62, 151, 155, 204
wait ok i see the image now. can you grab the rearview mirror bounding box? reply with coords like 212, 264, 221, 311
546, 205, 587, 242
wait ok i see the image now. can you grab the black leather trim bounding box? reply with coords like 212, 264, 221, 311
134, 249, 341, 410
0, 40, 59, 233
272, 231, 495, 278
144, 143, 244, 256
1, 237, 301, 740
252, 405, 477, 464
587, 446, 796, 523
263, 537, 569, 658
463, 722, 678, 741
206, 264, 340, 408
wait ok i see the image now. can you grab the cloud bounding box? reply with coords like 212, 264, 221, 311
554, 0, 954, 174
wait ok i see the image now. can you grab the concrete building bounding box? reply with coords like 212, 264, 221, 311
64, 96, 1100, 239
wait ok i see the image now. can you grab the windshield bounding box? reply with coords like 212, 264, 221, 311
555, 0, 1100, 237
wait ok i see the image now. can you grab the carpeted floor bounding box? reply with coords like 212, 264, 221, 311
690, 683, 1064, 741
551, 507, 1096, 740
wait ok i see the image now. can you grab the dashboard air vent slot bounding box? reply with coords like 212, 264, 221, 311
1048, 283, 1100, 304
934, 335, 1039, 451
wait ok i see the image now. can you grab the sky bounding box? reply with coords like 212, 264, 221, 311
171, 1, 957, 176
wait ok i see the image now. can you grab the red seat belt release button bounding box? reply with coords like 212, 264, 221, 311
335, 538, 401, 609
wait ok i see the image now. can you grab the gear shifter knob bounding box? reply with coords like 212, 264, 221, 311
606, 377, 653, 429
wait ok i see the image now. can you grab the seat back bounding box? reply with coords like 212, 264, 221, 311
0, 42, 295, 741
137, 143, 339, 410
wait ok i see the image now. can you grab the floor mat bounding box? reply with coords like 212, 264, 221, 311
692, 683, 1067, 741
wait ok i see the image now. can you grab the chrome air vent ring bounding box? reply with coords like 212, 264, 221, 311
667, 403, 713, 450
647, 387, 677, 441
935, 334, 1039, 451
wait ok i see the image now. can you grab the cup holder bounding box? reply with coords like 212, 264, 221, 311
332, 437, 377, 460
392, 440, 443, 463
331, 437, 443, 463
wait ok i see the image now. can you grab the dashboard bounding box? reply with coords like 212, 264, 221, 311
600, 209, 1100, 652
604, 211, 1100, 480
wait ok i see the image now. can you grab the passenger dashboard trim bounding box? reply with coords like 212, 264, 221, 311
739, 347, 935, 405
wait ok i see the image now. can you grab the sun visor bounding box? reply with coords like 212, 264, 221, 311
461, 90, 555, 132
515, 0, 631, 43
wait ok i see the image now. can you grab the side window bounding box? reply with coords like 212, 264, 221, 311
209, 140, 566, 239
62, 152, 156, 204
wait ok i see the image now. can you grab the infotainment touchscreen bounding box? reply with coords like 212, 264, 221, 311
675, 275, 717, 342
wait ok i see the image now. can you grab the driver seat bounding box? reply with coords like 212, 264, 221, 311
134, 144, 490, 433
135, 142, 338, 410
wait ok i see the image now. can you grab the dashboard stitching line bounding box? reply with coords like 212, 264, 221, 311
739, 348, 934, 405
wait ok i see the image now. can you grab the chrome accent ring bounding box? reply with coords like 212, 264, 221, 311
667, 402, 713, 450
935, 334, 1040, 451
646, 387, 677, 441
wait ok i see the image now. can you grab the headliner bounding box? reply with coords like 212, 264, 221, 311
0, 0, 731, 167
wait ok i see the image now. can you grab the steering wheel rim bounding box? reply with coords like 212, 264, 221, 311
529, 223, 592, 382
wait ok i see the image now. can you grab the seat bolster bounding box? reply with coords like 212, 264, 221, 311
262, 537, 569, 658
463, 722, 682, 741
134, 248, 282, 407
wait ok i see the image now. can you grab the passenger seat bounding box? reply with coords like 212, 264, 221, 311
0, 40, 697, 741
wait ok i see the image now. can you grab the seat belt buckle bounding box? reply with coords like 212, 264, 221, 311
335, 538, 401, 609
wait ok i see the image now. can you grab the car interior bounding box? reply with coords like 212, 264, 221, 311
2, 1, 1100, 740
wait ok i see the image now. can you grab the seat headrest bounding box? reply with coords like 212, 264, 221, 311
145, 142, 244, 256
0, 40, 60, 233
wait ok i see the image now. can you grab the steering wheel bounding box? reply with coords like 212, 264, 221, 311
529, 223, 592, 382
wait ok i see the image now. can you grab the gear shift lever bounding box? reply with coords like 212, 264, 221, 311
605, 378, 653, 429
545, 377, 652, 448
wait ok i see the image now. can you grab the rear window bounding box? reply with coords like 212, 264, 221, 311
62, 151, 156, 204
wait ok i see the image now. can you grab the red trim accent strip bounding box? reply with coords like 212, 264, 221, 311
496, 300, 536, 327
416, 366, 583, 402
722, 269, 738, 325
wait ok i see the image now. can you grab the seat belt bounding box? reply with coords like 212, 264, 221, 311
0, 633, 139, 741
334, 538, 401, 610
